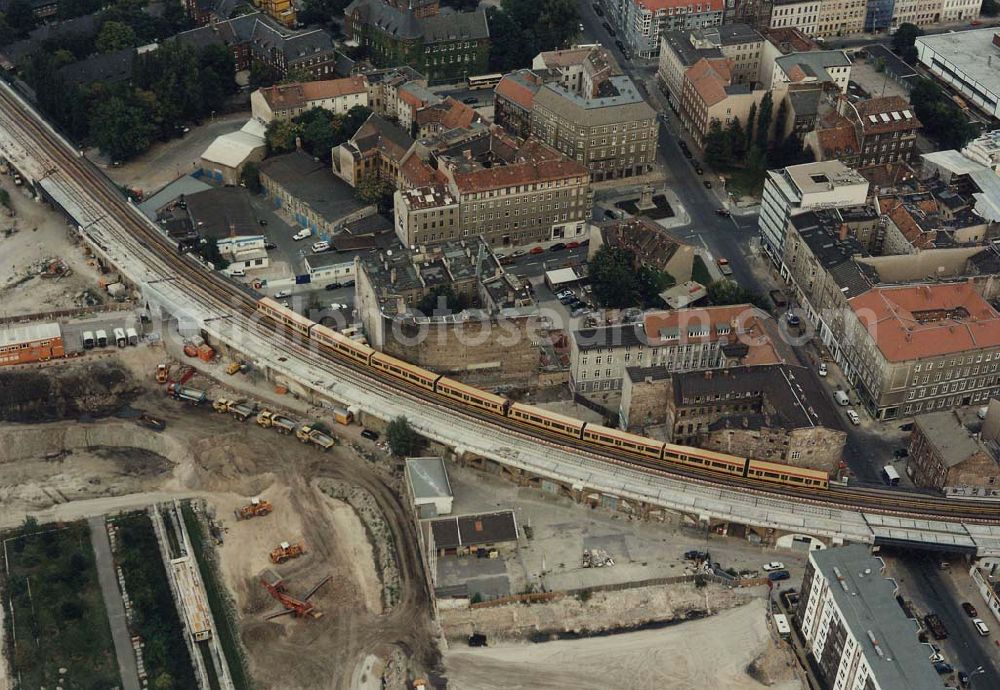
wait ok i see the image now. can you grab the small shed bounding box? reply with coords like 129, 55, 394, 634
544, 267, 584, 291
405, 456, 454, 516
199, 119, 267, 185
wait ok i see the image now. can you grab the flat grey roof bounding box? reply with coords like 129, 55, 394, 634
912, 410, 996, 468
259, 151, 370, 224
809, 545, 942, 690
406, 456, 453, 499
916, 28, 1000, 96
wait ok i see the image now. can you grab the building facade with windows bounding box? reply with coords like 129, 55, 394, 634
907, 410, 1000, 492
612, 0, 725, 58
843, 283, 1000, 420
767, 0, 820, 36
797, 545, 942, 690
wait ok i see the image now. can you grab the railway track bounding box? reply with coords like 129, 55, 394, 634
4, 84, 1000, 526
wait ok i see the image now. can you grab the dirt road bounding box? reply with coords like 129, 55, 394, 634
444, 600, 803, 690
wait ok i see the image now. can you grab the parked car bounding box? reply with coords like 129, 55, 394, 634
703, 180, 712, 188
715, 208, 731, 217
258, 218, 268, 225
342, 279, 355, 287
293, 228, 312, 241
762, 562, 785, 571
958, 671, 969, 685
360, 429, 379, 440
462, 97, 478, 105
565, 241, 580, 249
264, 242, 277, 250
716, 257, 732, 275
329, 302, 348, 310
274, 289, 291, 299
311, 240, 330, 253
550, 242, 567, 252
974, 618, 990, 636
768, 570, 791, 581
962, 602, 978, 617
934, 662, 954, 675
325, 282, 342, 290
511, 249, 527, 258
818, 362, 828, 377
785, 312, 800, 326
684, 550, 709, 561
530, 246, 545, 254
893, 447, 909, 458
846, 409, 861, 425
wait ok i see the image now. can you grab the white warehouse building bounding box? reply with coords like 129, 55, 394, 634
915, 28, 1000, 120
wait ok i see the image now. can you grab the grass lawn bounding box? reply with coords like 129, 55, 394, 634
114, 512, 197, 689
723, 166, 766, 198
2, 521, 119, 690
692, 255, 713, 286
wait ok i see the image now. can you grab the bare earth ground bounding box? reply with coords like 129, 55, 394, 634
0, 357, 438, 690
0, 174, 108, 315
444, 599, 804, 690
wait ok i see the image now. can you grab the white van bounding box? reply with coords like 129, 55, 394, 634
834, 390, 850, 406
126, 327, 138, 346
228, 266, 246, 277
82, 331, 95, 349
113, 328, 127, 348
95, 329, 108, 347
293, 228, 312, 241
974, 618, 990, 636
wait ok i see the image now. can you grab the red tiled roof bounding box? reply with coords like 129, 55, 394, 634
815, 114, 859, 159
849, 283, 1000, 362
641, 304, 780, 364
850, 95, 922, 135
453, 159, 588, 194
495, 74, 538, 110
260, 76, 367, 110
686, 57, 731, 107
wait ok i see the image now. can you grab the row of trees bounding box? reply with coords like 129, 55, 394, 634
701, 93, 813, 194
487, 0, 579, 73
1, 1, 191, 48
909, 77, 979, 150
23, 41, 236, 161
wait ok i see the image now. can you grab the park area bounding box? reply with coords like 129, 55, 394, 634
2, 520, 119, 689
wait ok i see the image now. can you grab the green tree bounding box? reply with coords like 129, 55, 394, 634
90, 88, 156, 161
909, 77, 979, 150
706, 279, 767, 309
355, 172, 394, 213
755, 91, 773, 150
744, 102, 757, 153
4, 0, 36, 35
198, 237, 229, 269
386, 416, 424, 457
95, 20, 136, 52
294, 107, 339, 160
983, 0, 999, 15
703, 119, 731, 168
891, 22, 923, 64
726, 117, 746, 161
589, 245, 641, 308
242, 162, 261, 193
343, 104, 372, 136
265, 119, 299, 154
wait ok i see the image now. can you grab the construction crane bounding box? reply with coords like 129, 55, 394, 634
270, 541, 306, 564
235, 497, 272, 520
260, 571, 331, 620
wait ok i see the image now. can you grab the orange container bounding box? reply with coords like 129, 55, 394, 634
183, 343, 198, 357
275, 384, 288, 395
197, 345, 215, 362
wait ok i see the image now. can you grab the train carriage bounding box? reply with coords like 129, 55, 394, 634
745, 458, 829, 489
663, 443, 747, 477
508, 402, 586, 439
311, 323, 374, 365
370, 352, 441, 391
582, 424, 665, 461
435, 377, 509, 415
258, 297, 314, 337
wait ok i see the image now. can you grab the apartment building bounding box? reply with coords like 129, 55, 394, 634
797, 545, 941, 690
815, 0, 866, 37
770, 50, 852, 93
393, 135, 592, 247
657, 23, 765, 104
843, 282, 1000, 420
908, 410, 1000, 491
529, 47, 658, 181
250, 76, 369, 123
893, 0, 981, 28
759, 160, 869, 263
767, 0, 820, 36
806, 95, 922, 167
611, 0, 725, 58
679, 57, 769, 148
963, 129, 1000, 172
569, 304, 783, 405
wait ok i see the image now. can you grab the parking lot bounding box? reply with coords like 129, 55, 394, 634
60, 311, 147, 354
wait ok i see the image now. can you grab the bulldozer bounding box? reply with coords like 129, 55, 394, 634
235, 497, 273, 520
270, 541, 306, 564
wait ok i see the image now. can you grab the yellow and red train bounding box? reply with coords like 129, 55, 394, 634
258, 298, 830, 491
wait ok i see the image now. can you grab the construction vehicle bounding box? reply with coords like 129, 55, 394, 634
235, 497, 272, 520
296, 424, 335, 451
136, 412, 166, 431
270, 541, 306, 564
333, 406, 353, 425
155, 364, 168, 384
256, 410, 297, 434
226, 361, 244, 375
260, 570, 331, 620
166, 382, 207, 405
213, 398, 257, 421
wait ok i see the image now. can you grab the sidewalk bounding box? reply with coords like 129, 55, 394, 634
88, 516, 141, 690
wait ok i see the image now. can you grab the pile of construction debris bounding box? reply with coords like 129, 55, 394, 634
582, 549, 614, 568
31, 257, 72, 279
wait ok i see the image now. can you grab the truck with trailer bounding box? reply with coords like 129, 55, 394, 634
167, 383, 208, 405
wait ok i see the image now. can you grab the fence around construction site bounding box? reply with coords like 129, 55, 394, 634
469, 572, 770, 609
0, 301, 135, 327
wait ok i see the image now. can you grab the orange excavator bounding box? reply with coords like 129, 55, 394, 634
260, 571, 331, 620
235, 497, 273, 520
